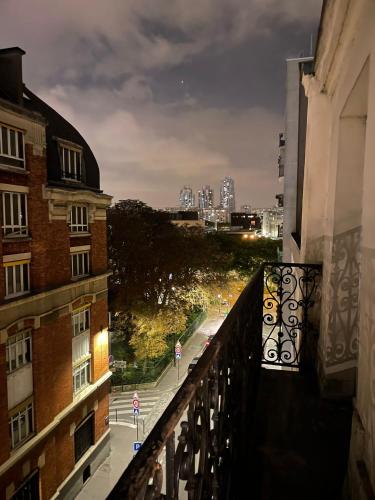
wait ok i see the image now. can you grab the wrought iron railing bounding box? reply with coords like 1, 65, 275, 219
107, 262, 321, 499
262, 263, 321, 368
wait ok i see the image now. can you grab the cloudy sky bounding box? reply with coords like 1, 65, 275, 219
1, 0, 322, 208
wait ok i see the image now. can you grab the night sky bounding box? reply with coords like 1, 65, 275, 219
0, 0, 322, 208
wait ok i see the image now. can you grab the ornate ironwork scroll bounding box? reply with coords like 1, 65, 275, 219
326, 227, 360, 367
262, 263, 321, 368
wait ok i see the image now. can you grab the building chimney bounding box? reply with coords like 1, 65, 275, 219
0, 47, 25, 105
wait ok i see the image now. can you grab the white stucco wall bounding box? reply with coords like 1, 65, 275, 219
283, 57, 312, 263
300, 0, 375, 494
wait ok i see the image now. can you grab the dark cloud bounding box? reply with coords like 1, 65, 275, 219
0, 0, 322, 208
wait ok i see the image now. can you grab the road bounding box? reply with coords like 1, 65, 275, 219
76, 314, 225, 499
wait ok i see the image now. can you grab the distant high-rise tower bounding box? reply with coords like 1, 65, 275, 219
198, 185, 214, 209
179, 186, 195, 209
220, 176, 235, 212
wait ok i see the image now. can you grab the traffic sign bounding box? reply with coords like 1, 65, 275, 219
175, 341, 182, 354
133, 392, 140, 415
175, 352, 181, 360
133, 441, 142, 452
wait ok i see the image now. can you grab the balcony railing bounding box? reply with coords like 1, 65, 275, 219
108, 262, 321, 499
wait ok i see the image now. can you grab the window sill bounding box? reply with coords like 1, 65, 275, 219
10, 433, 35, 455
6, 361, 32, 376
62, 177, 82, 184
73, 382, 91, 398
72, 353, 92, 369
71, 274, 90, 282
2, 236, 31, 243
70, 232, 91, 238
5, 291, 30, 301
0, 164, 29, 175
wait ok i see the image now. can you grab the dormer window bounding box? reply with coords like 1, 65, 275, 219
0, 124, 25, 169
59, 145, 82, 181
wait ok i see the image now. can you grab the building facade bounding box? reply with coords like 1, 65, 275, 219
197, 185, 214, 210
299, 1, 375, 495
219, 176, 235, 213
261, 208, 283, 238
230, 213, 261, 231
179, 186, 195, 209
201, 208, 229, 225
0, 48, 112, 499
281, 56, 313, 261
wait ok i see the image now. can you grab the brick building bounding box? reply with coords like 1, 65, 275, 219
0, 48, 112, 498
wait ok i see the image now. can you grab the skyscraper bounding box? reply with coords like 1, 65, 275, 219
220, 176, 236, 213
198, 185, 214, 209
179, 186, 195, 209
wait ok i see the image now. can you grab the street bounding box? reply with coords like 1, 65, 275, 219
76, 314, 225, 499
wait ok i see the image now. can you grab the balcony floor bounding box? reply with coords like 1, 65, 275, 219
250, 368, 352, 500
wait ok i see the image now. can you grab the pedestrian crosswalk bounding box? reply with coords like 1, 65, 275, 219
109, 389, 163, 424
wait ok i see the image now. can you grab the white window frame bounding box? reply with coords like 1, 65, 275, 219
72, 307, 90, 337
70, 205, 88, 232
73, 359, 91, 394
4, 261, 30, 298
9, 401, 34, 449
6, 331, 32, 373
71, 251, 90, 279
2, 191, 28, 237
0, 124, 25, 166
60, 145, 82, 181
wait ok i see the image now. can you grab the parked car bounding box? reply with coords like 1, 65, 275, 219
188, 356, 200, 373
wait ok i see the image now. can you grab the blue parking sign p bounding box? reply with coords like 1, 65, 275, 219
133, 441, 142, 452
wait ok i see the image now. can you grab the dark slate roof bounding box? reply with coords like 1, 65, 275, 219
23, 86, 101, 192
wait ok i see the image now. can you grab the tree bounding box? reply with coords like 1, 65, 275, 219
108, 200, 227, 313
130, 309, 187, 361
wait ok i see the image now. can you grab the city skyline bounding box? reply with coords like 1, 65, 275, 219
0, 1, 322, 209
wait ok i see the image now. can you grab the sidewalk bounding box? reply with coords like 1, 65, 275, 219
75, 314, 224, 499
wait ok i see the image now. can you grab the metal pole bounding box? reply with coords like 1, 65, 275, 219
116, 409, 118, 422
177, 358, 179, 382
136, 416, 139, 441
173, 332, 176, 367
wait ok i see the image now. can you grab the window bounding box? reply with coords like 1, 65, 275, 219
4, 261, 30, 298
72, 308, 90, 363
71, 252, 89, 278
12, 470, 40, 500
73, 359, 91, 393
6, 331, 32, 372
9, 401, 33, 449
70, 205, 88, 232
60, 145, 82, 181
0, 124, 25, 168
2, 192, 28, 237
72, 308, 90, 337
74, 413, 94, 462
